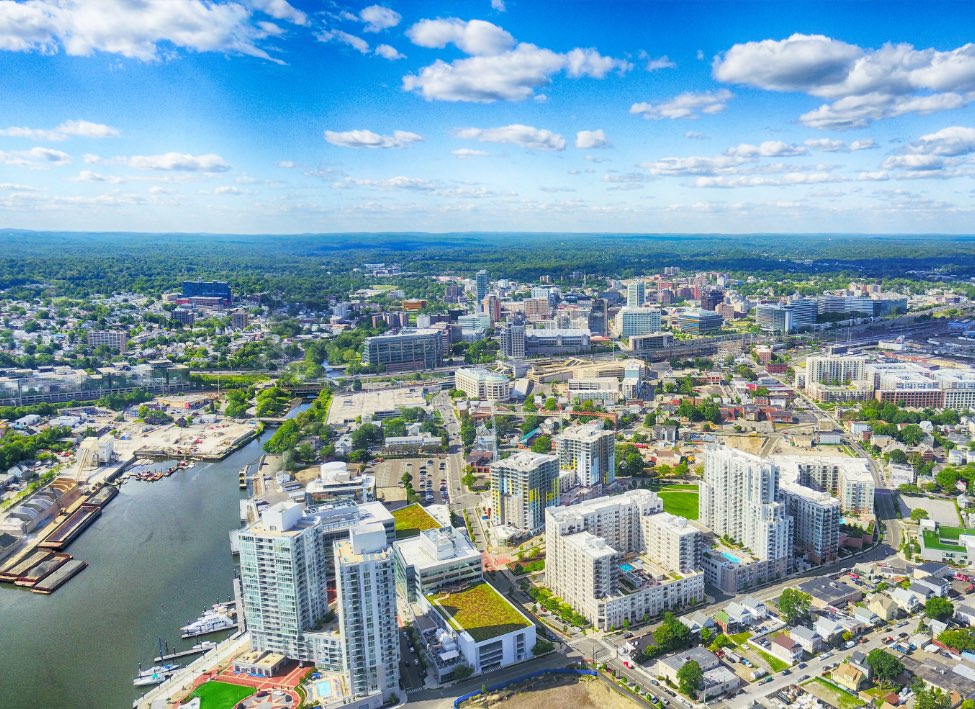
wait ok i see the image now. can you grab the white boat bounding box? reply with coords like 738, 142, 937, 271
133, 664, 178, 686
191, 640, 218, 653
180, 609, 237, 638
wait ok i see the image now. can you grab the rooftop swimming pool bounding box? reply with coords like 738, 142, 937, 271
619, 563, 635, 572
721, 551, 741, 564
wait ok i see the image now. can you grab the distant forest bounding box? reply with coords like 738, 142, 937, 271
2, 230, 974, 308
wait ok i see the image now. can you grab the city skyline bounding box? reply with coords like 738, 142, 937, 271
0, 0, 974, 233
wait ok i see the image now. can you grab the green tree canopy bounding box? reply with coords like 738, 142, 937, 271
677, 660, 703, 697
778, 588, 812, 624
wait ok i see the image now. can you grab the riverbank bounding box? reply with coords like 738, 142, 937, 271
0, 436, 261, 708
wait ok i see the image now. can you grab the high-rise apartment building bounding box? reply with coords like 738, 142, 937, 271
626, 281, 645, 307
775, 456, 875, 516
237, 502, 329, 661
86, 330, 128, 353
779, 483, 841, 564
555, 422, 616, 488
490, 451, 559, 532
699, 448, 793, 564
806, 356, 866, 385
336, 522, 400, 702
475, 270, 489, 312
587, 297, 608, 336
455, 367, 511, 401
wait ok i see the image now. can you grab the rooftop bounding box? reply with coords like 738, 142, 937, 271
392, 503, 441, 540
425, 581, 531, 643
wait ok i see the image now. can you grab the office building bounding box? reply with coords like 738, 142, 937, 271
86, 330, 128, 353
455, 367, 511, 401
677, 309, 723, 335
523, 296, 550, 321
700, 289, 724, 312
626, 281, 645, 307
587, 298, 608, 336
392, 525, 482, 603
361, 328, 442, 372
628, 332, 674, 354
482, 294, 501, 324
230, 310, 249, 329
699, 448, 793, 566
336, 522, 400, 703
779, 483, 841, 564
615, 307, 662, 338
490, 451, 559, 532
555, 422, 616, 488
545, 490, 705, 630
567, 378, 620, 407
475, 270, 488, 312
522, 328, 590, 355
499, 318, 526, 359
182, 280, 232, 305
755, 298, 817, 333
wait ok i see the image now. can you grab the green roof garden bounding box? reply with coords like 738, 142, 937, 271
392, 503, 440, 539
922, 525, 975, 552
426, 581, 531, 643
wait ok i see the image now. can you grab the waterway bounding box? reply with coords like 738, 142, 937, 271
0, 435, 262, 709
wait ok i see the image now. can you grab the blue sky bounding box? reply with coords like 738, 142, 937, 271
1, 0, 975, 234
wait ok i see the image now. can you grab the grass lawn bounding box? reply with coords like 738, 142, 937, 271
729, 631, 752, 646
392, 503, 440, 539
921, 527, 973, 551
185, 681, 256, 709
427, 581, 531, 642
755, 648, 789, 673
658, 489, 699, 520
806, 677, 865, 709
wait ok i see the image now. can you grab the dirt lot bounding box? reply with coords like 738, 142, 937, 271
722, 435, 768, 456
481, 674, 638, 709
900, 495, 961, 525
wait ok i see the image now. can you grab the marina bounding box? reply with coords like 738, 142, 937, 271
0, 434, 259, 708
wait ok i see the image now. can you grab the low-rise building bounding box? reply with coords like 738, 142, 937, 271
393, 526, 482, 603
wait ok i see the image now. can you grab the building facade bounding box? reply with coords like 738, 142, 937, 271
490, 451, 560, 532
555, 422, 616, 488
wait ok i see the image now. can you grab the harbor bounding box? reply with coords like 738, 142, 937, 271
0, 433, 260, 709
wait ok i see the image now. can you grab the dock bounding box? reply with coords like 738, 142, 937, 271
153, 644, 215, 662
38, 505, 102, 550
32, 559, 87, 594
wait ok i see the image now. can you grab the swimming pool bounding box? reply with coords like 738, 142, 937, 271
721, 551, 741, 564
619, 563, 635, 572
311, 679, 333, 699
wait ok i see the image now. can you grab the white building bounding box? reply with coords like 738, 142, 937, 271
490, 451, 560, 532
393, 526, 482, 602
336, 522, 400, 704
555, 422, 616, 488
776, 455, 875, 516
545, 490, 705, 630
626, 281, 645, 307
455, 368, 511, 402
780, 482, 841, 564
615, 307, 662, 338
305, 461, 375, 505
699, 447, 793, 565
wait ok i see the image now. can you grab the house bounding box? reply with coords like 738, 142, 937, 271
700, 666, 740, 701
741, 596, 768, 619
889, 587, 921, 613
814, 617, 845, 645
679, 611, 716, 635
868, 595, 900, 622
915, 562, 951, 579
797, 577, 863, 609
833, 662, 867, 692
907, 582, 934, 602
769, 634, 803, 665
955, 604, 975, 626
848, 650, 872, 680
656, 647, 719, 685
852, 606, 881, 626
725, 602, 754, 628
790, 626, 822, 654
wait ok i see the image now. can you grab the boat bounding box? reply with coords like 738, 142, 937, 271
238, 466, 248, 489
180, 609, 237, 638
192, 640, 218, 653
133, 664, 179, 686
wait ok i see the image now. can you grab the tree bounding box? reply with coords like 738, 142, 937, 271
911, 508, 930, 522
887, 449, 909, 464
841, 630, 853, 643
700, 627, 713, 644
778, 588, 812, 624
915, 686, 953, 709
925, 596, 955, 622
531, 435, 552, 453
653, 612, 691, 652
676, 660, 703, 697
865, 649, 904, 689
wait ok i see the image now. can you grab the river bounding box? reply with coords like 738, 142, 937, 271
0, 435, 263, 709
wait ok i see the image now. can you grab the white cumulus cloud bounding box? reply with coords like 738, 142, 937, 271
630, 89, 732, 120
403, 18, 629, 102
0, 119, 119, 141
713, 34, 975, 128
0, 0, 303, 63
125, 152, 230, 171
0, 146, 72, 168
324, 129, 423, 149
645, 55, 676, 72
456, 124, 565, 151
576, 129, 610, 149
725, 141, 806, 158
451, 148, 490, 159
359, 5, 401, 33
375, 43, 404, 60
318, 29, 369, 54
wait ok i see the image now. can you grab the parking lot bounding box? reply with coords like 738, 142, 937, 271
371, 455, 451, 506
